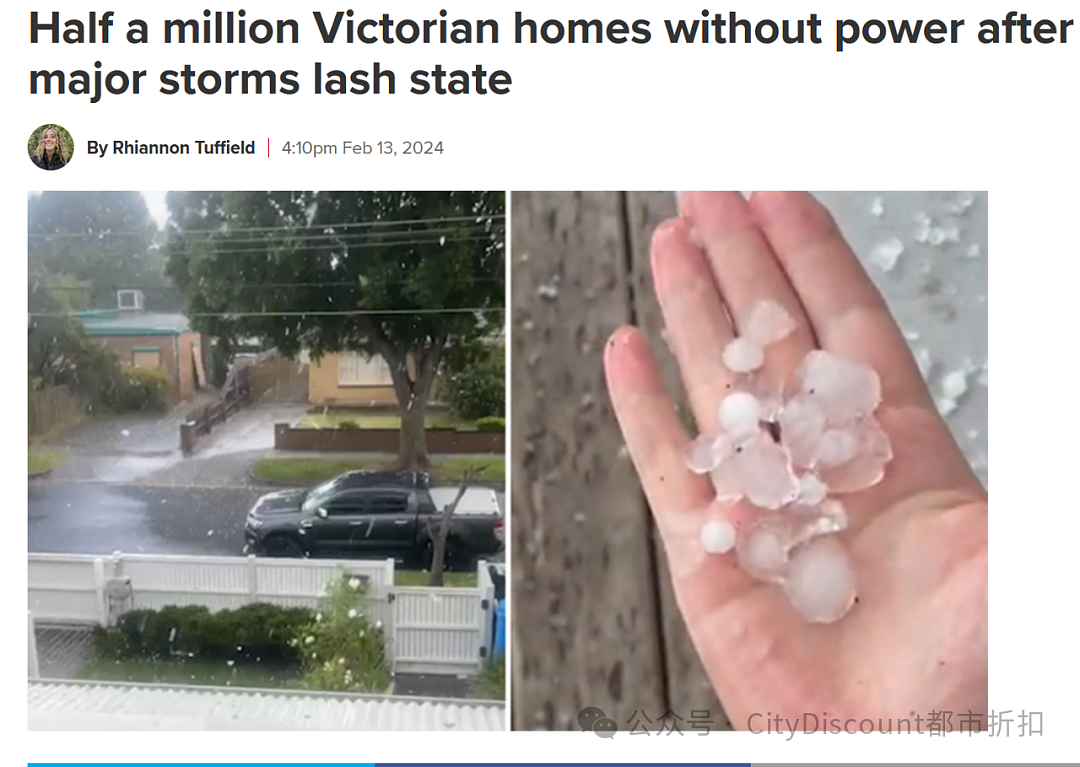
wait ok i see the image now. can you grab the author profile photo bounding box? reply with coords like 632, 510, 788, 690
29, 124, 72, 170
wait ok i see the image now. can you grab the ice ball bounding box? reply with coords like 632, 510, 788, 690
797, 350, 882, 424
815, 429, 859, 468
819, 419, 893, 494
700, 520, 736, 554
736, 520, 789, 583
795, 474, 828, 507
718, 391, 762, 441
736, 434, 798, 510
783, 535, 857, 624
778, 394, 826, 468
744, 300, 797, 347
722, 337, 765, 374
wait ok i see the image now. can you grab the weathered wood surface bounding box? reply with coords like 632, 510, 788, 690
511, 191, 731, 731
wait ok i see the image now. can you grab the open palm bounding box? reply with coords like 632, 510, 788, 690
604, 192, 987, 731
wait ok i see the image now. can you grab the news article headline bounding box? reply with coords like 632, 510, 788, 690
29, 9, 1075, 102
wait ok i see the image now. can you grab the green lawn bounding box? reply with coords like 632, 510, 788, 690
297, 411, 465, 430
470, 657, 505, 700
252, 455, 505, 485
395, 570, 478, 588
28, 450, 67, 475
76, 657, 302, 689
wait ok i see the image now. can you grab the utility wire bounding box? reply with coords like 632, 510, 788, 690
30, 307, 505, 319
36, 277, 504, 292
28, 213, 506, 240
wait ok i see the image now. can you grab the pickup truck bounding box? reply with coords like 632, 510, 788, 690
243, 470, 504, 569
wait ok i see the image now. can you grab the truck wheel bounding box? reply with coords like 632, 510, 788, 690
262, 535, 304, 558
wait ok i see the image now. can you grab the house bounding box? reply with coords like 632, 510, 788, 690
306, 350, 411, 407
77, 290, 207, 404
305, 328, 505, 407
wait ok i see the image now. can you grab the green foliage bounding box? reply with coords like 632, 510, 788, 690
294, 573, 392, 694
93, 603, 314, 665
109, 366, 170, 412
441, 342, 505, 420
474, 416, 505, 433
337, 419, 361, 429
470, 657, 506, 700
28, 191, 180, 311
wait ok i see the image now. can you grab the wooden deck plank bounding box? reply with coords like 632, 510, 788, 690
624, 191, 732, 729
509, 191, 666, 731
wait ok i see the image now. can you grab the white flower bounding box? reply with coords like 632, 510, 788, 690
305, 636, 315, 645
375, 620, 383, 630
348, 577, 361, 590
347, 608, 357, 619
359, 630, 365, 638
315, 613, 322, 622
338, 657, 346, 664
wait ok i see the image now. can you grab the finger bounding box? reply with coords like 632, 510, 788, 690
651, 218, 736, 433
604, 326, 758, 607
680, 191, 817, 381
748, 191, 934, 410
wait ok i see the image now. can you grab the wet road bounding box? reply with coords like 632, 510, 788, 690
28, 482, 262, 556
28, 482, 507, 557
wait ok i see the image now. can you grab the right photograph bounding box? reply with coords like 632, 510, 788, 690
510, 191, 988, 734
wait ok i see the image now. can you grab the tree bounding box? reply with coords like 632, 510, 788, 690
427, 469, 478, 587
28, 191, 179, 311
164, 191, 505, 470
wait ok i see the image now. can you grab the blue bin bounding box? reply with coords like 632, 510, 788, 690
493, 599, 506, 659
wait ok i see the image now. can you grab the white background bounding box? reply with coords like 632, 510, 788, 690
6, 0, 1067, 762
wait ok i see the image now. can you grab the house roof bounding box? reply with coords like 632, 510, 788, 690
28, 679, 505, 731
77, 310, 191, 337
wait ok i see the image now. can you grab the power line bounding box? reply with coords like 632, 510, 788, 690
154, 225, 499, 248
27, 213, 506, 240
30, 307, 506, 319
35, 277, 505, 292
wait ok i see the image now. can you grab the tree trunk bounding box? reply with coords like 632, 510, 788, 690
429, 473, 472, 587
379, 341, 444, 472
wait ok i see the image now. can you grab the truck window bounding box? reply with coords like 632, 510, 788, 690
365, 492, 410, 515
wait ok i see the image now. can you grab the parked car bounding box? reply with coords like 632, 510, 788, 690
243, 470, 504, 569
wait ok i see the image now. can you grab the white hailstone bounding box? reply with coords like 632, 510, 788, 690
795, 474, 828, 507
722, 337, 765, 374
798, 350, 882, 424
737, 520, 789, 583
778, 395, 826, 468
869, 238, 904, 273
928, 227, 947, 246
783, 535, 857, 624
869, 197, 885, 217
942, 223, 961, 243
687, 432, 731, 474
709, 460, 743, 502
915, 348, 934, 378
941, 369, 970, 401
718, 391, 762, 441
979, 365, 988, 387
700, 520, 736, 554
966, 244, 981, 259
736, 434, 799, 510
744, 300, 797, 347
815, 429, 859, 468
818, 419, 893, 494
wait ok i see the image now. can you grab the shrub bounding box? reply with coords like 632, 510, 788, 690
470, 656, 505, 700
337, 419, 361, 429
94, 603, 313, 665
441, 344, 505, 421
109, 365, 169, 413
474, 416, 505, 432
295, 573, 392, 694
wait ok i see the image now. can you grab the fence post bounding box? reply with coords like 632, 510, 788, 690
92, 557, 108, 627
248, 555, 258, 604
383, 558, 395, 598
28, 611, 40, 679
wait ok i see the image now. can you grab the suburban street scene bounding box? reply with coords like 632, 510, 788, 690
27, 190, 508, 728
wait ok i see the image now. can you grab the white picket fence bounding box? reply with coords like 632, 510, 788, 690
28, 553, 500, 676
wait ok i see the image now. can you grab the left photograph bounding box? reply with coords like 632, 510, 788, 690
28, 190, 507, 730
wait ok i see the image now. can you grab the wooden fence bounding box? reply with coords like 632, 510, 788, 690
28, 385, 84, 440
510, 192, 731, 731
247, 355, 310, 403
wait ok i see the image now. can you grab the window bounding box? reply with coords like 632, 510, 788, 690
366, 493, 410, 515
132, 348, 161, 368
337, 351, 393, 386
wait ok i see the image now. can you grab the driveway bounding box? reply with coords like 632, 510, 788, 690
42, 403, 308, 487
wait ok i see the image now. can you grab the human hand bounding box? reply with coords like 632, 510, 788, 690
604, 191, 987, 731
